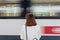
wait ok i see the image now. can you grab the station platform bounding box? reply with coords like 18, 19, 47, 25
40, 36, 60, 40
0, 35, 21, 40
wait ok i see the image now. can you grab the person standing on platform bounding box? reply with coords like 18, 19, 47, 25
20, 13, 41, 40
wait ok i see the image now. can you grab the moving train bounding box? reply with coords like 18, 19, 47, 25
0, 0, 60, 40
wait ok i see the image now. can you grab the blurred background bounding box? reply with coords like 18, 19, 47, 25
0, 0, 60, 40
0, 0, 60, 19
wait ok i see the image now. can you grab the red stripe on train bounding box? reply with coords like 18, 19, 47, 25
43, 26, 60, 34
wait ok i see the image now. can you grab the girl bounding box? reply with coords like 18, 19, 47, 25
20, 13, 41, 40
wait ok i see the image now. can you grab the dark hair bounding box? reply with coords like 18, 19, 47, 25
25, 13, 37, 26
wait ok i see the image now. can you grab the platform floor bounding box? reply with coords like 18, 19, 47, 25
0, 35, 21, 40
40, 36, 60, 40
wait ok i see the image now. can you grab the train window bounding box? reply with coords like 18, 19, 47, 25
30, 0, 60, 19
0, 0, 20, 3
6, 0, 20, 3
31, 0, 60, 3
0, 4, 22, 17
30, 5, 60, 17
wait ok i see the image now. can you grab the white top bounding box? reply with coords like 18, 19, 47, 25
20, 25, 41, 40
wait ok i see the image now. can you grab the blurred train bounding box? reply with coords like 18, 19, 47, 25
0, 0, 60, 40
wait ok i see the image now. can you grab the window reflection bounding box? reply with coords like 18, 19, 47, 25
30, 5, 60, 17
31, 0, 60, 3
0, 4, 21, 17
0, 0, 20, 3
